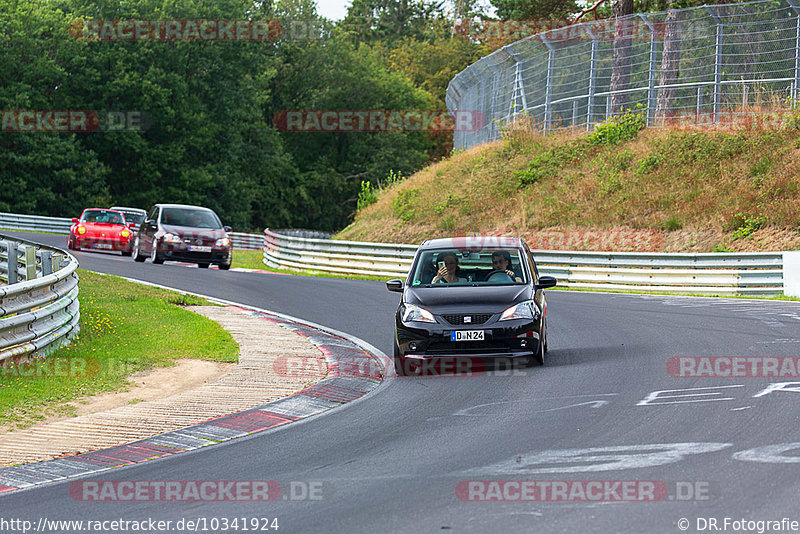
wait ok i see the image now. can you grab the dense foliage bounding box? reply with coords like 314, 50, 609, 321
0, 0, 703, 232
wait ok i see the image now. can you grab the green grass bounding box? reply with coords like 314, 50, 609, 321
0, 269, 238, 429
337, 117, 800, 252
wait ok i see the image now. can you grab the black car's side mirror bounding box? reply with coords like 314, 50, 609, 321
386, 279, 404, 293
223, 226, 232, 232
536, 276, 557, 290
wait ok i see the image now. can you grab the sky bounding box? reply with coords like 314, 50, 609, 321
315, 0, 352, 21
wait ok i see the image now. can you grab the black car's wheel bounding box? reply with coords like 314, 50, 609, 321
198, 262, 209, 268
133, 239, 146, 262
219, 262, 231, 270
533, 328, 546, 366
393, 341, 408, 377
543, 318, 549, 354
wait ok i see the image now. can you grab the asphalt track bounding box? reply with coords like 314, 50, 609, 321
2, 230, 800, 533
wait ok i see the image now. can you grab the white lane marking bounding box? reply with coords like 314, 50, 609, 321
752, 381, 800, 398
733, 443, 800, 464
460, 443, 732, 475
452, 394, 618, 417
637, 385, 744, 406
730, 406, 752, 411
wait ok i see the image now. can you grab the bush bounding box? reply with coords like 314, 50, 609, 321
729, 212, 766, 240
587, 106, 646, 146
393, 188, 419, 222
357, 181, 378, 211
637, 154, 664, 174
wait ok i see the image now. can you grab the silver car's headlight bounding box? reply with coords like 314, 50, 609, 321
499, 300, 540, 321
163, 233, 182, 244
402, 304, 436, 323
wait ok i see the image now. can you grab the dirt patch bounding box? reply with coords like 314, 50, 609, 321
72, 359, 234, 416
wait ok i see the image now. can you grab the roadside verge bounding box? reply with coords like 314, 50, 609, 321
0, 284, 388, 494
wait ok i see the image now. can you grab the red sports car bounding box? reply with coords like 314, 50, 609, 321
67, 208, 135, 256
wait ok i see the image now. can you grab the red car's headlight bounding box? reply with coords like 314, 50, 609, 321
76, 226, 87, 235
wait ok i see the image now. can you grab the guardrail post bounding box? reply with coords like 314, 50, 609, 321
540, 34, 555, 133
584, 24, 599, 131
705, 6, 723, 123
784, 251, 800, 297
696, 86, 703, 123
506, 48, 528, 122
7, 241, 18, 284
639, 14, 657, 126
41, 251, 53, 276
21, 245, 36, 280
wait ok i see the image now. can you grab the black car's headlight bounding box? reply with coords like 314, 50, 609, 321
401, 304, 436, 324
499, 300, 540, 321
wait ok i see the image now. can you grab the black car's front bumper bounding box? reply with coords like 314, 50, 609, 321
396, 319, 540, 360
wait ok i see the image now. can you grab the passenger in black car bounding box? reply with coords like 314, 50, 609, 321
432, 253, 468, 283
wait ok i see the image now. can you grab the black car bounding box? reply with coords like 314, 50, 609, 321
387, 237, 556, 376
133, 203, 233, 269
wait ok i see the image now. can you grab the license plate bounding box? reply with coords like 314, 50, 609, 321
188, 245, 212, 252
451, 330, 485, 341
94, 243, 112, 250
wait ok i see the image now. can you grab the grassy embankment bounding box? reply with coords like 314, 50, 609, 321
0, 269, 238, 429
339, 110, 800, 253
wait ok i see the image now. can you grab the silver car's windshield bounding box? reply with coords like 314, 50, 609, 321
410, 248, 527, 286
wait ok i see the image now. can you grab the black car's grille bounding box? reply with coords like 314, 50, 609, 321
426, 341, 509, 354
441, 313, 493, 326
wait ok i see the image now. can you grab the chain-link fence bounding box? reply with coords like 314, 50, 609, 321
447, 0, 800, 149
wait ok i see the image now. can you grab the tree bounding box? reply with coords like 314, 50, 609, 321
655, 0, 680, 123
341, 0, 448, 43
609, 0, 634, 114
489, 0, 579, 20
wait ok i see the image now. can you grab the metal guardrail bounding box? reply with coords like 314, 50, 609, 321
0, 234, 80, 364
262, 229, 786, 296
0, 211, 265, 250
0, 212, 72, 235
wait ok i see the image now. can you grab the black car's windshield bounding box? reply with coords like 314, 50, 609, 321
410, 248, 527, 286
161, 208, 221, 229
81, 210, 126, 225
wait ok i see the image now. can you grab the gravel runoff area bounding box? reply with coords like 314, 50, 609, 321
0, 306, 326, 467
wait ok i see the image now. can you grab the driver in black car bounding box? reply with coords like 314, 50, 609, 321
491, 251, 522, 282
